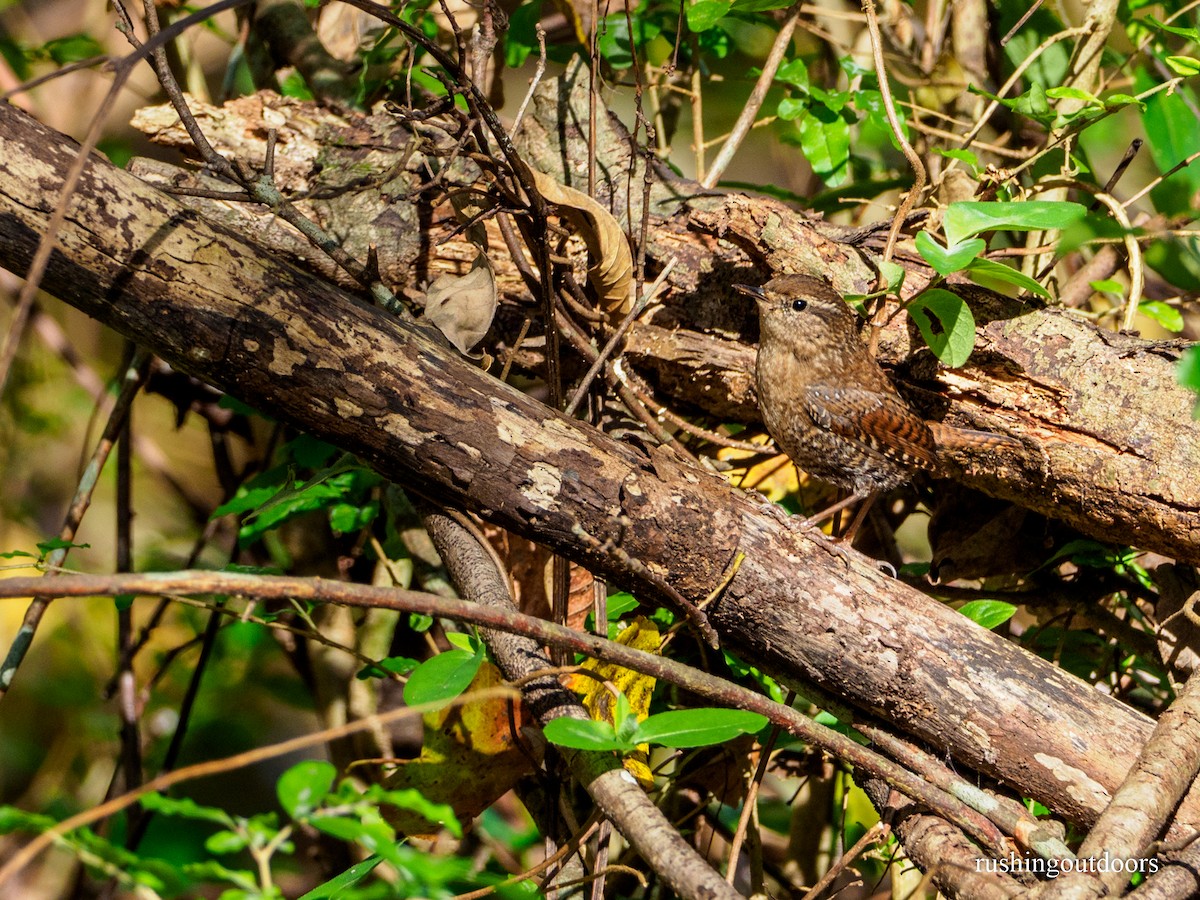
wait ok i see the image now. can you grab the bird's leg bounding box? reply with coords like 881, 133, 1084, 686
802, 492, 877, 543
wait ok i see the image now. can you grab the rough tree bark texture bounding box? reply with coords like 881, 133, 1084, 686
1, 102, 1197, 838
129, 72, 1200, 566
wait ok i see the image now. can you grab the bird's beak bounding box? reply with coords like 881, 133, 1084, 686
733, 283, 765, 302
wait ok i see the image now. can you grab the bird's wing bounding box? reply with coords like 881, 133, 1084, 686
805, 385, 939, 470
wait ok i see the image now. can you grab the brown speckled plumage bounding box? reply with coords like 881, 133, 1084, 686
737, 274, 1015, 499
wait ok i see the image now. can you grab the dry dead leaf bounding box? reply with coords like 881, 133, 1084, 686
530, 168, 634, 316
424, 252, 498, 355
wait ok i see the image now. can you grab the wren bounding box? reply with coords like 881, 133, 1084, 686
735, 274, 1017, 527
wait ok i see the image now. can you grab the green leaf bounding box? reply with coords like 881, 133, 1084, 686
1178, 348, 1200, 418
1135, 68, 1200, 214
969, 83, 1054, 127
402, 646, 484, 707
356, 655, 420, 680
633, 708, 768, 748
956, 600, 1017, 630
1089, 279, 1124, 295
686, 0, 732, 32
776, 96, 807, 121
1103, 93, 1143, 111
542, 716, 630, 751
613, 691, 638, 743
733, 0, 796, 10
943, 201, 1087, 245
935, 147, 981, 172
1144, 15, 1200, 41
606, 591, 641, 619
329, 499, 378, 533
444, 631, 481, 653
774, 58, 809, 89
211, 465, 292, 518
1045, 86, 1101, 106
139, 793, 236, 827
370, 786, 462, 838
278, 70, 315, 100
43, 34, 105, 64
907, 290, 977, 368
1139, 301, 1184, 333
914, 231, 985, 275
964, 257, 1052, 299
1166, 56, 1200, 76
277, 760, 337, 819
182, 860, 259, 891
878, 259, 906, 294
798, 105, 850, 186
205, 829, 249, 855
36, 537, 90, 555
309, 814, 369, 842
298, 856, 384, 900
0, 549, 36, 559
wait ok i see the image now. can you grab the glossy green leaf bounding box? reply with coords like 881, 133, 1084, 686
686, 0, 732, 32
957, 600, 1017, 630
774, 58, 809, 89
299, 856, 384, 900
1139, 301, 1184, 333
634, 708, 768, 748
542, 716, 629, 751
907, 289, 977, 368
402, 646, 484, 707
799, 105, 850, 186
1166, 56, 1200, 76
944, 201, 1087, 245
277, 760, 337, 819
776, 96, 807, 120
964, 257, 1052, 299
914, 231, 985, 275
1046, 86, 1100, 106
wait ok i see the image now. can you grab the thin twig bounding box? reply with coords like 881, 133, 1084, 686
564, 258, 676, 416
0, 685, 521, 888
509, 25, 547, 136
958, 25, 1089, 151
571, 522, 719, 648
0, 349, 151, 700
725, 693, 792, 883
1123, 150, 1200, 210
999, 0, 1047, 47
861, 0, 926, 269
0, 568, 1018, 860
703, 3, 802, 189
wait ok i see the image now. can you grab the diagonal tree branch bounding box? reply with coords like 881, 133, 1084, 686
0, 100, 1194, 841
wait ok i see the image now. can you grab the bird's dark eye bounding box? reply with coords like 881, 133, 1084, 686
791, 298, 808, 312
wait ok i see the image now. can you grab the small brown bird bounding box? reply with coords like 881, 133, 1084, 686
735, 274, 1017, 530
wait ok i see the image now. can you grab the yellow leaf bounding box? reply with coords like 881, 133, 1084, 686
384, 663, 533, 837
567, 617, 660, 788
